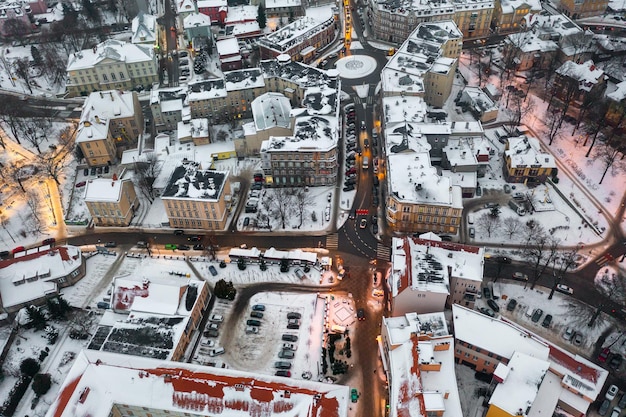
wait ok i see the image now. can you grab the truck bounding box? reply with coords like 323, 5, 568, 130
508, 199, 526, 216
362, 156, 369, 169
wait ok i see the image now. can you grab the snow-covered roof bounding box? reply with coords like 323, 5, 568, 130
505, 136, 556, 169
0, 246, 83, 309
387, 153, 463, 207
382, 96, 428, 125
383, 316, 462, 417
500, 0, 541, 14
183, 11, 211, 28
444, 136, 492, 168
372, 0, 493, 16
224, 5, 258, 23
390, 237, 484, 298
252, 92, 292, 131
381, 21, 461, 95
223, 21, 261, 37
76, 90, 138, 144
131, 12, 157, 44
556, 60, 605, 91
460, 86, 499, 114
46, 349, 349, 417
441, 169, 477, 189
266, 0, 301, 8
84, 178, 132, 202
607, 79, 626, 101
197, 0, 226, 8
489, 352, 550, 417
175, 0, 195, 13
67, 39, 154, 71
217, 37, 240, 57
452, 304, 550, 361
384, 312, 449, 345
258, 6, 334, 51
261, 114, 338, 153
161, 163, 228, 201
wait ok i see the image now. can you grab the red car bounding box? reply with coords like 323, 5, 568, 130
75, 181, 86, 188
599, 347, 611, 362
12, 246, 25, 254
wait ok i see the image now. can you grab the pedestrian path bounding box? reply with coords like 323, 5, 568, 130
376, 243, 391, 261
326, 233, 339, 249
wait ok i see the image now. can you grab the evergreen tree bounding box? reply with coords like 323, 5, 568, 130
20, 358, 40, 377
32, 373, 52, 396
26, 305, 47, 330
30, 45, 43, 67
257, 5, 266, 29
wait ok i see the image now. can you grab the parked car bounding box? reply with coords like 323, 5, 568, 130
278, 350, 295, 359
541, 314, 552, 328
282, 334, 298, 342
531, 308, 543, 323
247, 319, 262, 327
174, 229, 185, 235
206, 323, 219, 330
274, 361, 291, 369
563, 327, 574, 341
275, 370, 291, 377
599, 348, 611, 362
487, 299, 500, 312
556, 284, 574, 295
245, 326, 259, 334
479, 307, 495, 317
210, 314, 224, 322
512, 272, 529, 281
572, 332, 583, 346
609, 354, 623, 370
351, 388, 359, 403
204, 329, 219, 338
177, 244, 190, 251
208, 347, 225, 356
482, 287, 491, 299
618, 393, 626, 409
610, 407, 621, 417
606, 384, 619, 401
283, 343, 296, 351
599, 399, 611, 416
286, 323, 300, 329
252, 304, 266, 312
75, 181, 86, 188
104, 241, 117, 248
286, 312, 301, 319
0, 250, 10, 259
506, 299, 517, 311
207, 265, 218, 276
469, 227, 475, 238
357, 308, 365, 320
250, 311, 264, 319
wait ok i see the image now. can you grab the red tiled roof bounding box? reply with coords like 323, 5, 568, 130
410, 237, 481, 254
0, 246, 72, 269
548, 345, 600, 383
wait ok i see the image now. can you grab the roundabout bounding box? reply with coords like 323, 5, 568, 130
334, 55, 378, 79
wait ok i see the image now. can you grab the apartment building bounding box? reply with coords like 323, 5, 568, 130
131, 12, 158, 46
84, 177, 140, 227
76, 90, 144, 166
553, 60, 607, 108
492, 0, 541, 33
451, 304, 609, 417
559, 0, 608, 19
258, 8, 337, 63
0, 0, 33, 36
0, 246, 85, 313
380, 21, 462, 108
65, 39, 159, 97
385, 153, 463, 234
150, 86, 187, 132
161, 163, 232, 230
367, 0, 492, 43
503, 135, 556, 184
197, 0, 228, 25
46, 350, 349, 417
388, 236, 484, 316
380, 312, 462, 417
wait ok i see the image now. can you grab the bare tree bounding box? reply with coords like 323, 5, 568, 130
0, 214, 16, 243
476, 212, 501, 238
523, 223, 559, 289
267, 188, 297, 230
26, 190, 43, 234
294, 188, 314, 228
13, 58, 33, 94
133, 153, 162, 203
2, 19, 30, 41
593, 138, 626, 184
544, 105, 565, 146
0, 95, 24, 144
589, 269, 626, 326
506, 95, 536, 134
583, 100, 610, 155
547, 246, 582, 300
37, 124, 77, 185
20, 117, 52, 154
560, 32, 594, 64
502, 217, 523, 239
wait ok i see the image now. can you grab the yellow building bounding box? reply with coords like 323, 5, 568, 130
65, 39, 158, 97
76, 90, 144, 166
503, 136, 556, 184
493, 0, 541, 33
161, 163, 232, 230
385, 153, 463, 234
84, 177, 140, 227
559, 0, 608, 19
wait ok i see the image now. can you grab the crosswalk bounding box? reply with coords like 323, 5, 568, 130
353, 95, 375, 106
326, 233, 339, 250
376, 243, 391, 261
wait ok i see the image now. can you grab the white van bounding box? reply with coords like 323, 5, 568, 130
209, 347, 225, 356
